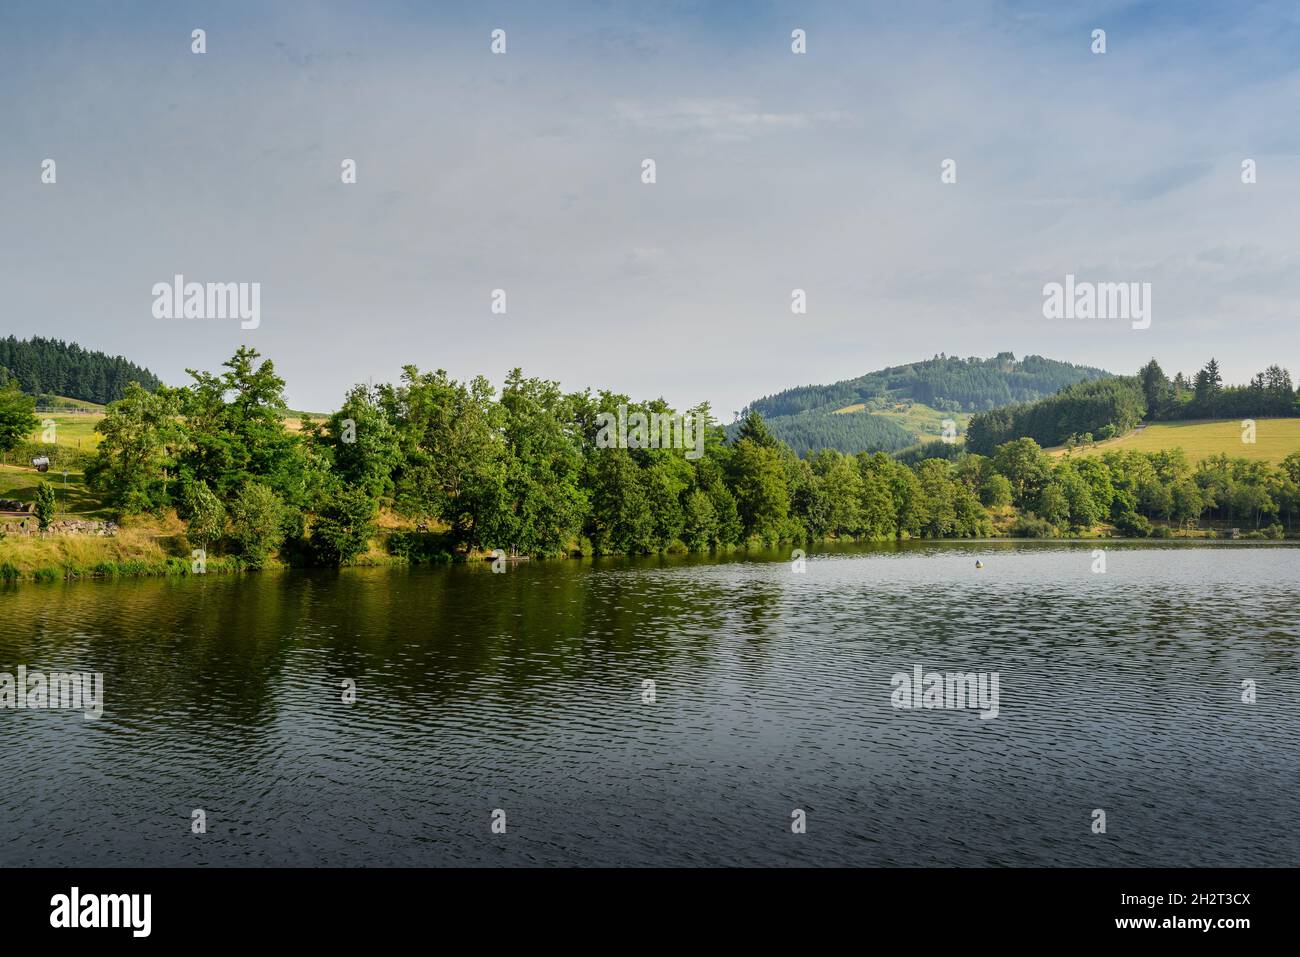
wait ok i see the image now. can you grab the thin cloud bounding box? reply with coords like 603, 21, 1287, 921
614, 98, 852, 142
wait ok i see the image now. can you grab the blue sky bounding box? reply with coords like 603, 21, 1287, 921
4, 1, 1300, 414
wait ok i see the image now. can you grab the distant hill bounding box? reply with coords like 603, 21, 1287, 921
732, 353, 1112, 456
0, 336, 162, 406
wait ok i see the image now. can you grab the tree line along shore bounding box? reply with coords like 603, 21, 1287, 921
2, 347, 1300, 582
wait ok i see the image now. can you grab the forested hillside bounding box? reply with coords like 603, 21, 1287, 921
966, 378, 1147, 454
730, 353, 1110, 455
754, 408, 916, 457
746, 353, 1110, 418
0, 336, 163, 405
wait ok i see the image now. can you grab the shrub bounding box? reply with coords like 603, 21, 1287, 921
386, 529, 454, 564
1010, 513, 1057, 538
1113, 511, 1151, 538
182, 481, 226, 550
227, 482, 286, 568
311, 486, 377, 566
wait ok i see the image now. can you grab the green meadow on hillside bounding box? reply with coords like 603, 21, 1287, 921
27, 409, 105, 451
834, 399, 973, 444
1049, 418, 1300, 465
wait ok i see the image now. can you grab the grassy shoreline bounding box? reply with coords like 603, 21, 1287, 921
0, 527, 246, 582
3, 523, 1296, 584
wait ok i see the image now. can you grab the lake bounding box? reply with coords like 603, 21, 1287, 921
1, 541, 1296, 866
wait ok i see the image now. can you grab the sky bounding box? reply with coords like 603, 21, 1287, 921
4, 1, 1300, 415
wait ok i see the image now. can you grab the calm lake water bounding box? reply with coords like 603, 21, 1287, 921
1, 541, 1297, 867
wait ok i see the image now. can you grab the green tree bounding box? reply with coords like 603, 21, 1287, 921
182, 481, 226, 550
728, 436, 790, 542
1229, 479, 1275, 528
1192, 358, 1223, 410
85, 383, 185, 513
0, 374, 38, 454
1035, 481, 1070, 527
790, 459, 830, 539
494, 370, 587, 555
1272, 470, 1300, 534
382, 368, 506, 547
952, 481, 991, 536
968, 377, 1145, 453
735, 409, 780, 448
856, 453, 898, 538
808, 449, 864, 536
586, 448, 654, 553
1170, 478, 1205, 527
1072, 457, 1116, 516
34, 481, 56, 532
915, 459, 957, 537
311, 485, 378, 565
319, 384, 401, 500
180, 347, 303, 502
992, 438, 1050, 507
887, 458, 927, 537
1137, 474, 1173, 520
979, 473, 1013, 507
1055, 464, 1099, 528
681, 488, 720, 551
692, 451, 742, 547
227, 482, 286, 568
634, 401, 695, 549
1281, 451, 1300, 487
1138, 358, 1169, 419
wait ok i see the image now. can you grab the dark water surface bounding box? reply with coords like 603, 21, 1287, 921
1, 541, 1296, 866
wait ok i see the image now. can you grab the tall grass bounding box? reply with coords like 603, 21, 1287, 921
0, 527, 244, 582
